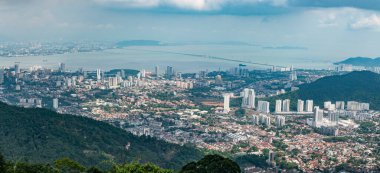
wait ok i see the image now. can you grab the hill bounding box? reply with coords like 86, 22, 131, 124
269, 71, 380, 110
0, 102, 203, 169
335, 57, 380, 67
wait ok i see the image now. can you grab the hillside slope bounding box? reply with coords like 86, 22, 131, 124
270, 71, 380, 110
0, 102, 203, 169
335, 57, 380, 67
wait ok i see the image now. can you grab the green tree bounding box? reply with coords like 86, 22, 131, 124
111, 162, 172, 173
180, 154, 241, 173
55, 158, 86, 173
0, 153, 6, 173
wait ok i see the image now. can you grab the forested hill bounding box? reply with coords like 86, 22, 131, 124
269, 71, 380, 110
0, 102, 203, 169
335, 57, 380, 67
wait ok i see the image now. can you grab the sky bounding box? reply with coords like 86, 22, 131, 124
1, 0, 380, 58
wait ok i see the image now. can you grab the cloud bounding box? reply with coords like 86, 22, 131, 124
349, 14, 380, 30
94, 0, 290, 13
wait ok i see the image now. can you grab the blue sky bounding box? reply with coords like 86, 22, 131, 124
1, 0, 380, 58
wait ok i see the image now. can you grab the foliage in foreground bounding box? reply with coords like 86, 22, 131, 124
0, 153, 242, 173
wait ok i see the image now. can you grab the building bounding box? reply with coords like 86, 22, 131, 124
282, 99, 290, 112
267, 151, 276, 166
241, 88, 255, 109
59, 63, 66, 73
297, 99, 304, 112
165, 66, 174, 79
223, 93, 233, 113
336, 101, 345, 110
275, 100, 282, 113
155, 66, 159, 77
15, 63, 20, 74
215, 75, 223, 85
276, 115, 286, 127
252, 115, 260, 125
257, 101, 270, 113
305, 100, 314, 112
108, 77, 119, 88
96, 69, 102, 81
328, 111, 339, 125
347, 101, 370, 111
290, 70, 297, 81
53, 98, 59, 109
314, 106, 323, 127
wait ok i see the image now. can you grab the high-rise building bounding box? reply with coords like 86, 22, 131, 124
275, 100, 282, 113
59, 63, 66, 73
276, 115, 286, 127
155, 66, 159, 77
14, 63, 20, 74
108, 77, 119, 88
347, 101, 370, 111
257, 101, 270, 113
314, 106, 323, 127
267, 151, 276, 165
297, 99, 304, 112
165, 66, 174, 79
324, 101, 332, 109
328, 111, 339, 125
252, 115, 260, 125
290, 70, 297, 81
0, 67, 4, 84
305, 100, 314, 112
96, 69, 102, 81
282, 99, 290, 112
241, 88, 255, 109
336, 101, 345, 110
223, 93, 232, 113
53, 98, 59, 109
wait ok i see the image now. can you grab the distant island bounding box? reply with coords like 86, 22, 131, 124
335, 57, 380, 67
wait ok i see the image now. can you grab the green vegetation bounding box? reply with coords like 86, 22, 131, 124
0, 102, 203, 170
268, 71, 380, 110
235, 154, 268, 169
0, 152, 172, 173
272, 140, 288, 151
358, 121, 380, 134
180, 154, 241, 173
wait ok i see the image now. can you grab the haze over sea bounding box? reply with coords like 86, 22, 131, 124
0, 45, 337, 72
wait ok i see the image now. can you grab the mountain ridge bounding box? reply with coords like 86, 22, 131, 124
0, 102, 203, 169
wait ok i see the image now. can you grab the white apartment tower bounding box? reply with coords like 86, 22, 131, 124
282, 99, 290, 112
223, 93, 233, 113
257, 101, 270, 113
241, 88, 255, 109
297, 99, 304, 112
275, 100, 282, 113
305, 100, 314, 112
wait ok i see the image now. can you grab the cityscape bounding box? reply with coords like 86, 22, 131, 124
1, 59, 380, 172
1, 0, 380, 173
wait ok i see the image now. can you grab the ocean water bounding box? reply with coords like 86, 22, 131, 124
0, 45, 337, 73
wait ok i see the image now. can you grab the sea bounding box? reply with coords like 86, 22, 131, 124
0, 45, 337, 73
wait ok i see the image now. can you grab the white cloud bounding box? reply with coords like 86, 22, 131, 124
93, 0, 288, 11
349, 14, 380, 30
